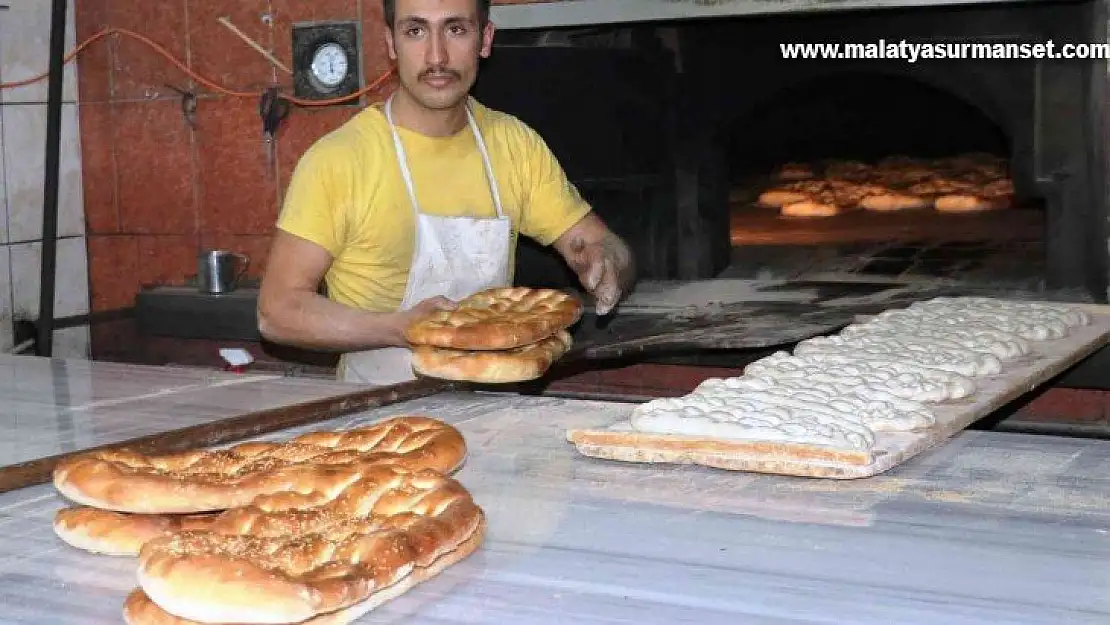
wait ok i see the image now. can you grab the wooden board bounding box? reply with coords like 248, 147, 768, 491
560, 282, 991, 362
566, 308, 1110, 479
0, 378, 451, 494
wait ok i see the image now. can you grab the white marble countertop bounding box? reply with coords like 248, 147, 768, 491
0, 354, 358, 468
0, 391, 1107, 624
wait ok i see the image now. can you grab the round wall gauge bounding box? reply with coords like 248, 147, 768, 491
292, 22, 362, 103
310, 42, 349, 89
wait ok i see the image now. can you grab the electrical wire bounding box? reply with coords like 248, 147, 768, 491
0, 26, 396, 106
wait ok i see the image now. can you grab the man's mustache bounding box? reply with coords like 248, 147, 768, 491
419, 68, 461, 80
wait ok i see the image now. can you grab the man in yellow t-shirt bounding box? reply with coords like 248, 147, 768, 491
258, 0, 636, 385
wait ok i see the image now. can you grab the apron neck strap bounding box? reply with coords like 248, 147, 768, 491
385, 94, 506, 219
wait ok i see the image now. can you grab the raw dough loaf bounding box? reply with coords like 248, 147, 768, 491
132, 466, 484, 624
404, 287, 582, 350
838, 320, 1031, 360
412, 330, 572, 383
629, 382, 877, 452
793, 334, 1005, 377
52, 415, 467, 514
625, 297, 1090, 456
743, 351, 978, 402
694, 376, 936, 432
890, 296, 1090, 340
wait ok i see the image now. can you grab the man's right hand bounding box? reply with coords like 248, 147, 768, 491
409, 295, 458, 317
388, 296, 458, 346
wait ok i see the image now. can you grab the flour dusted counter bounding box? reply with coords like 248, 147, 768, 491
1, 391, 1108, 624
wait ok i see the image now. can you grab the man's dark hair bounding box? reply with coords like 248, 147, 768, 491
382, 0, 491, 27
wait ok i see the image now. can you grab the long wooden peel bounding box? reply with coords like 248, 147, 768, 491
0, 377, 452, 494
556, 281, 1067, 363
557, 301, 872, 363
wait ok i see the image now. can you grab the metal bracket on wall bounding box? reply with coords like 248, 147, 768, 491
1031, 59, 1072, 190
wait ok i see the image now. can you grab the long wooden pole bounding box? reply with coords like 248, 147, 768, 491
0, 378, 452, 494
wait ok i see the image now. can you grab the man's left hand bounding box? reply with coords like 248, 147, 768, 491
567, 235, 635, 316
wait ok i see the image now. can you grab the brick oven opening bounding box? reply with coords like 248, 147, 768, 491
722, 69, 1040, 289
476, 1, 1108, 302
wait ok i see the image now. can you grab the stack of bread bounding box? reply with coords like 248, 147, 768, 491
405, 286, 583, 384
754, 152, 1014, 217
49, 415, 484, 625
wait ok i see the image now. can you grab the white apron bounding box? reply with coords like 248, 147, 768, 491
339, 96, 513, 385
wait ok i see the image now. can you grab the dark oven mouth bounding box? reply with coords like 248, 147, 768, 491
687, 4, 1108, 301
477, 0, 1108, 302
723, 69, 1039, 290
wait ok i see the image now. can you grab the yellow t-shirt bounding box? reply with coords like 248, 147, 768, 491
276, 98, 591, 313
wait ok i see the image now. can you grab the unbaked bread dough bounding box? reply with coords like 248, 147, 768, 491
743, 351, 978, 402
696, 376, 936, 432
793, 334, 1005, 377
626, 296, 1090, 454
629, 386, 877, 451
894, 297, 1090, 340
838, 320, 1031, 360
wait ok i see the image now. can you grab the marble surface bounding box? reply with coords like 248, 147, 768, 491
0, 354, 358, 467
0, 391, 1107, 623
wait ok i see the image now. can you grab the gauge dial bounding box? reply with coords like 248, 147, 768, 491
310, 42, 349, 89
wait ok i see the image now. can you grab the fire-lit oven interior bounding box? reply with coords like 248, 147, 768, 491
477, 0, 1108, 301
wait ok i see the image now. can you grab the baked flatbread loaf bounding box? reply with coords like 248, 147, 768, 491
935, 179, 1014, 212
412, 330, 572, 383
404, 286, 582, 350
876, 155, 929, 170
123, 512, 484, 625
129, 467, 484, 624
54, 507, 218, 556
52, 415, 467, 514
779, 182, 884, 217
906, 177, 978, 205
859, 192, 929, 212
756, 180, 830, 207
774, 162, 815, 180
754, 153, 1013, 214
871, 166, 936, 187
780, 199, 843, 217
823, 159, 874, 182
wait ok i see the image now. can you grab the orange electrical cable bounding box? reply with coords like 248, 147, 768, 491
0, 26, 396, 106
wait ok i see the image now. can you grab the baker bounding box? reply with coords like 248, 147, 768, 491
257, 0, 635, 385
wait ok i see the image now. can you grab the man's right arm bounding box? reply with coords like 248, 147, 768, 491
256, 230, 412, 351
260, 136, 455, 351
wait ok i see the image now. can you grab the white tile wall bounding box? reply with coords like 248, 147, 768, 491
0, 0, 89, 358
0, 0, 78, 104
2, 103, 85, 241
10, 236, 89, 320
0, 107, 6, 246
0, 246, 11, 353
